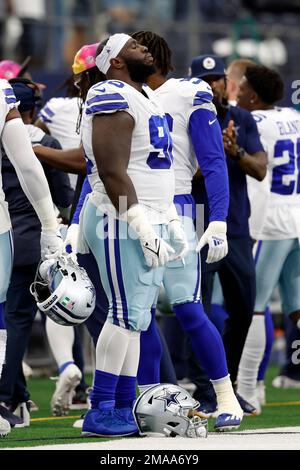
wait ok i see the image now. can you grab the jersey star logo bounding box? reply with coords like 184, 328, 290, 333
155, 389, 181, 410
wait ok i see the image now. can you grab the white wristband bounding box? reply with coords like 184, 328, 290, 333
123, 204, 155, 239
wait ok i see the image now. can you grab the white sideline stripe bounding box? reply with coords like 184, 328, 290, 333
5, 427, 300, 450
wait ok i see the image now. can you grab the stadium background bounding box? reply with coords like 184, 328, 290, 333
1, 0, 300, 449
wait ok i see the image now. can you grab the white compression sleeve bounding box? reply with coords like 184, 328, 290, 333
95, 321, 136, 375
45, 318, 75, 368
2, 118, 57, 231
237, 315, 266, 401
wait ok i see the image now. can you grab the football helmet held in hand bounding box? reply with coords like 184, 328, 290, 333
133, 383, 208, 438
30, 255, 96, 326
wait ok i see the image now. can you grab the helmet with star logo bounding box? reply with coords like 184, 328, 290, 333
133, 383, 208, 438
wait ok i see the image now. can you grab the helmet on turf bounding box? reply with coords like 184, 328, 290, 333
30, 255, 96, 326
133, 383, 208, 438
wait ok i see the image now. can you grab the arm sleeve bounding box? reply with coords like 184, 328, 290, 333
71, 176, 92, 224
2, 118, 58, 231
189, 108, 229, 222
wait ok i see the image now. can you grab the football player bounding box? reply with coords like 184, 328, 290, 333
80, 34, 181, 437
237, 65, 300, 410
0, 79, 62, 436
131, 31, 243, 430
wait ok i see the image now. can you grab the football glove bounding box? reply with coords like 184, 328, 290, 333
125, 204, 175, 268
41, 229, 64, 260
167, 204, 189, 261
196, 221, 228, 264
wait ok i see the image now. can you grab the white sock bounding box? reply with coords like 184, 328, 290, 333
96, 321, 136, 375
237, 314, 266, 400
46, 318, 74, 369
0, 330, 7, 379
211, 374, 243, 418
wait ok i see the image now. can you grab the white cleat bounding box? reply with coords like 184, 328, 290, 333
215, 395, 244, 431
0, 415, 11, 437
272, 375, 300, 389
51, 364, 82, 416
13, 402, 30, 427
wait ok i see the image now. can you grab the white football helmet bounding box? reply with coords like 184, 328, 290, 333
30, 255, 96, 326
133, 383, 208, 438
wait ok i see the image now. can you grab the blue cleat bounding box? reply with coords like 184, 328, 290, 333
214, 413, 241, 432
235, 392, 258, 416
115, 407, 137, 425
82, 400, 138, 437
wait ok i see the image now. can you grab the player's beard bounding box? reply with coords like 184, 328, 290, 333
124, 57, 156, 84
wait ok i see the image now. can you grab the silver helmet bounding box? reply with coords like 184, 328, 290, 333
30, 255, 96, 326
133, 383, 208, 438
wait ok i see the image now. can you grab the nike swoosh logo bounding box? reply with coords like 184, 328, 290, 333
98, 88, 106, 93
209, 119, 217, 125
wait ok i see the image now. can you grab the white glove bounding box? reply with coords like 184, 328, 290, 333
41, 229, 63, 260
64, 223, 79, 255
125, 204, 175, 268
167, 204, 189, 261
196, 221, 228, 264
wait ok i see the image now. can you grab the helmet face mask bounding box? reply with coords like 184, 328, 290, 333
30, 255, 96, 326
133, 384, 208, 438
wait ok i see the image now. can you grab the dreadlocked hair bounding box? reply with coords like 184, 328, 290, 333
76, 66, 106, 134
131, 31, 174, 77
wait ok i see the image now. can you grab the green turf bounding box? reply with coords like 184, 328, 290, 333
0, 366, 299, 448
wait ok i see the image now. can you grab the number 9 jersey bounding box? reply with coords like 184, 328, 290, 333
81, 80, 175, 224
252, 107, 300, 240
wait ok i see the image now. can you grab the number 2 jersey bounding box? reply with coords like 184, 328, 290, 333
252, 107, 300, 240
0, 79, 18, 234
81, 80, 174, 224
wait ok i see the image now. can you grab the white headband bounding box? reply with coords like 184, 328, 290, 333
96, 33, 132, 74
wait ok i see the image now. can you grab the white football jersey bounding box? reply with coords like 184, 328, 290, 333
82, 80, 175, 224
154, 77, 214, 195
38, 97, 81, 149
251, 107, 300, 240
38, 96, 82, 188
0, 79, 18, 234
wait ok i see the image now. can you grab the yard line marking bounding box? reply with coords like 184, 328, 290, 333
264, 401, 300, 407
30, 415, 81, 422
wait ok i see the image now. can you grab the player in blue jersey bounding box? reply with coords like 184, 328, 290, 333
131, 31, 243, 430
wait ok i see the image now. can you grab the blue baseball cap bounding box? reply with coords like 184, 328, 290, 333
10, 79, 41, 113
190, 55, 226, 78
